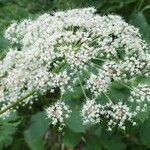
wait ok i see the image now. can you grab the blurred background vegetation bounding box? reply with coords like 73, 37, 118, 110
0, 0, 150, 150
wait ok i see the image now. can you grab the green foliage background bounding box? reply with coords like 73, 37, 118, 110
0, 0, 150, 150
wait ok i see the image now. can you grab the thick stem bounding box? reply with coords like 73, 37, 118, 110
0, 90, 35, 115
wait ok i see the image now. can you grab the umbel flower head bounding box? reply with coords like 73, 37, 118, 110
81, 99, 104, 125
129, 84, 150, 112
0, 7, 150, 131
45, 101, 71, 126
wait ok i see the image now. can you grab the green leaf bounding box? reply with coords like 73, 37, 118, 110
0, 36, 9, 55
11, 138, 28, 150
62, 85, 84, 101
65, 106, 85, 133
63, 128, 82, 148
84, 135, 101, 150
99, 129, 126, 150
106, 136, 126, 150
136, 110, 150, 123
105, 84, 130, 103
134, 77, 150, 85
130, 12, 150, 40
140, 119, 150, 146
24, 111, 49, 150
0, 120, 20, 149
135, 101, 150, 123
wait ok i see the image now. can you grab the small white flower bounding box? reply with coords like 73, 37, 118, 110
45, 101, 71, 126
81, 99, 103, 125
130, 84, 150, 111
105, 102, 136, 130
101, 61, 123, 81
86, 71, 111, 97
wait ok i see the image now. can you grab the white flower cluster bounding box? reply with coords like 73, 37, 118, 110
45, 101, 71, 126
130, 84, 150, 112
0, 7, 149, 130
122, 56, 148, 79
140, 53, 150, 77
81, 99, 104, 125
57, 32, 95, 70
102, 61, 124, 81
105, 102, 136, 131
49, 71, 71, 94
81, 100, 136, 131
86, 71, 111, 97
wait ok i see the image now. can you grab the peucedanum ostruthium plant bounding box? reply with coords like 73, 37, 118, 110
0, 7, 150, 131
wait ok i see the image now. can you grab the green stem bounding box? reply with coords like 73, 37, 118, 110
77, 71, 88, 100
103, 91, 113, 103
141, 5, 150, 12
93, 57, 106, 62
137, 0, 144, 11
119, 81, 133, 90
60, 94, 63, 101
87, 62, 101, 70
0, 91, 35, 115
